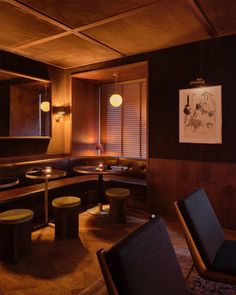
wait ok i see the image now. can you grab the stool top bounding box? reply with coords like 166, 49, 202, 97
0, 209, 34, 224
106, 188, 130, 198
52, 196, 81, 208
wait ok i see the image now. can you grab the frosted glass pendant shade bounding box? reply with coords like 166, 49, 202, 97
40, 101, 50, 112
110, 93, 122, 107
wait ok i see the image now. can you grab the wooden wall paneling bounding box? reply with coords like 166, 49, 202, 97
148, 158, 236, 230
148, 35, 236, 162
209, 162, 236, 229
175, 159, 197, 201
0, 82, 10, 136
148, 158, 177, 216
71, 78, 99, 156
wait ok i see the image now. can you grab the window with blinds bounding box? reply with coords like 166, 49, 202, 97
100, 80, 147, 158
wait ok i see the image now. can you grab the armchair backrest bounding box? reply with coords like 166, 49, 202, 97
176, 188, 224, 267
97, 216, 189, 295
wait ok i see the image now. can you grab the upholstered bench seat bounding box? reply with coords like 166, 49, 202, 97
0, 156, 147, 228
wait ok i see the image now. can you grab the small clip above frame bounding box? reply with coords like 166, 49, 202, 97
189, 78, 205, 87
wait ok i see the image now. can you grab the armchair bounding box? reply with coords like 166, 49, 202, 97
174, 187, 236, 284
97, 216, 189, 295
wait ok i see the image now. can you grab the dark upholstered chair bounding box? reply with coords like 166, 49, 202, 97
97, 216, 189, 295
174, 187, 236, 284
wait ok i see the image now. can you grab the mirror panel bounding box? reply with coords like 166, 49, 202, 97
0, 70, 51, 137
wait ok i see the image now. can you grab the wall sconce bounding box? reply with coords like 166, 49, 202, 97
55, 107, 66, 122
110, 73, 123, 107
40, 101, 50, 112
52, 106, 70, 122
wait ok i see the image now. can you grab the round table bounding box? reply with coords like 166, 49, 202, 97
25, 168, 66, 224
0, 177, 19, 189
73, 165, 119, 215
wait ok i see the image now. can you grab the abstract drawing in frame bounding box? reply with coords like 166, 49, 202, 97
179, 85, 222, 144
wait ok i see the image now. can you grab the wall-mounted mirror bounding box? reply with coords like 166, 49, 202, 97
0, 70, 51, 138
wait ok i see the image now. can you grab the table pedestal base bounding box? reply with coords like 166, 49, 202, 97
87, 204, 109, 215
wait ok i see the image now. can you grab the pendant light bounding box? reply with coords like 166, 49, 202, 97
40, 84, 50, 112
110, 73, 122, 107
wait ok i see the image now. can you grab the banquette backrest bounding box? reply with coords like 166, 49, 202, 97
67, 156, 118, 176
0, 156, 146, 190
0, 157, 70, 187
118, 157, 146, 178
67, 156, 146, 178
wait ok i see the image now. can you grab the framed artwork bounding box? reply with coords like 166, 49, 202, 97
179, 85, 222, 144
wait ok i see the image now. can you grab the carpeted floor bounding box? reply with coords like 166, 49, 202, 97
80, 248, 236, 295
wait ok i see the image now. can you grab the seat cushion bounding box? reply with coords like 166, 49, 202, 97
52, 196, 81, 208
213, 240, 236, 274
107, 217, 189, 295
0, 209, 34, 224
106, 188, 130, 198
179, 188, 225, 266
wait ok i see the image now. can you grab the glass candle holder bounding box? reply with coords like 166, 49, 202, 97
44, 166, 52, 175
98, 162, 104, 171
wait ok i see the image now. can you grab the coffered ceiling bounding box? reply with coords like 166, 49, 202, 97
0, 0, 235, 69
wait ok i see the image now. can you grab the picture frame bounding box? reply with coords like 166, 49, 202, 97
179, 85, 222, 144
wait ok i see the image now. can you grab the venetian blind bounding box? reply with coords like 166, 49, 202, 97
100, 80, 147, 158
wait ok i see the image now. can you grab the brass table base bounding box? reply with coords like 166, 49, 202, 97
87, 204, 109, 215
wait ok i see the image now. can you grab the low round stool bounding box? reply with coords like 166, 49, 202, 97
52, 196, 81, 240
0, 208, 34, 262
106, 188, 130, 223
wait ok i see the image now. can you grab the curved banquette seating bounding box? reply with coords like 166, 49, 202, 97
0, 156, 147, 228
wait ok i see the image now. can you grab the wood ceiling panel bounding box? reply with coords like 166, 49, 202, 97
82, 0, 210, 55
17, 0, 159, 29
197, 0, 236, 35
72, 61, 148, 84
0, 2, 63, 48
17, 35, 122, 68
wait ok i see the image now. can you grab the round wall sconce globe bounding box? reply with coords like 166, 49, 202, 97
110, 94, 122, 107
40, 101, 50, 112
